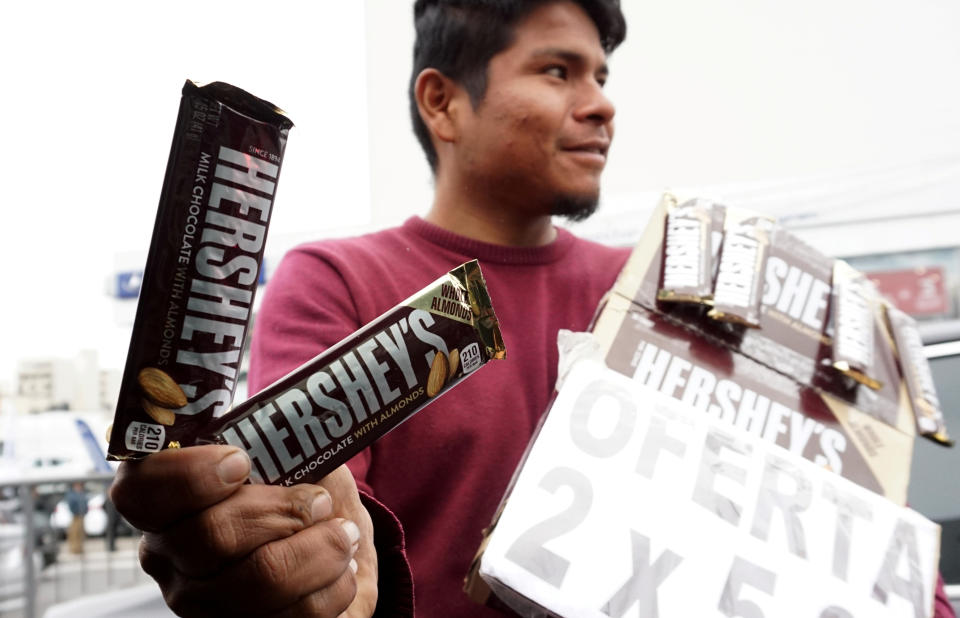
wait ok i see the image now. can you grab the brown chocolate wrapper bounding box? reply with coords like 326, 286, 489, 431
657, 198, 716, 304
830, 261, 882, 390
885, 304, 953, 446
200, 260, 506, 486
107, 80, 293, 460
708, 214, 775, 327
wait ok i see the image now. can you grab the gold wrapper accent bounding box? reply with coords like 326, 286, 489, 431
458, 260, 507, 361
657, 290, 708, 304
929, 431, 955, 447
403, 260, 506, 361
831, 360, 883, 391
704, 309, 756, 328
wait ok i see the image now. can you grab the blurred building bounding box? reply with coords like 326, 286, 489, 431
14, 351, 120, 415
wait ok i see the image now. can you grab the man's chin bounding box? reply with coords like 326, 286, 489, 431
550, 193, 600, 223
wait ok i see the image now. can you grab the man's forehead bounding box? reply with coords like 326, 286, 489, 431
507, 3, 607, 58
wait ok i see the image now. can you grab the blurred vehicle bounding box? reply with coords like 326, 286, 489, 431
0, 411, 116, 483
0, 490, 58, 568
0, 519, 38, 603
0, 503, 58, 605
910, 338, 960, 588
947, 584, 960, 616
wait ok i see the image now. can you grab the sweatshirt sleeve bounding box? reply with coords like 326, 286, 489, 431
934, 572, 957, 618
361, 492, 415, 617
249, 245, 414, 615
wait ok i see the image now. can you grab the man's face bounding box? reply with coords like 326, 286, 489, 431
456, 1, 615, 220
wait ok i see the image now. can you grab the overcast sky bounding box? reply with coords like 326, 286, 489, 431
0, 2, 373, 382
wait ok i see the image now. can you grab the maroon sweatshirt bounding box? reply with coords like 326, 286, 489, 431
249, 216, 630, 616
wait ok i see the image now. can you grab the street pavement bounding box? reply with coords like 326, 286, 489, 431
1, 535, 150, 618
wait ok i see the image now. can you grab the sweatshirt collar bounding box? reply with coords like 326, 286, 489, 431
402, 216, 575, 266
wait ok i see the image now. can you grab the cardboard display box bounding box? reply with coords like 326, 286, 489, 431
467, 195, 948, 617
476, 358, 940, 618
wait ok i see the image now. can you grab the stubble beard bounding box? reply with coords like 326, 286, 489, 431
550, 191, 600, 223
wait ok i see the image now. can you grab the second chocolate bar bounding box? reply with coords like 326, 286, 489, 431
200, 260, 506, 486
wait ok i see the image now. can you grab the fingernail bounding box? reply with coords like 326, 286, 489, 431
340, 519, 360, 548
217, 450, 250, 484
349, 559, 358, 574
311, 492, 332, 521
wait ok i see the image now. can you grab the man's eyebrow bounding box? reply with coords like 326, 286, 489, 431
530, 48, 609, 76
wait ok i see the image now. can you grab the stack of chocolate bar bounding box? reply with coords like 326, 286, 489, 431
467, 194, 950, 618
596, 192, 951, 504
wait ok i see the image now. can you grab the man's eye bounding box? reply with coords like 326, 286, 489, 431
544, 65, 567, 79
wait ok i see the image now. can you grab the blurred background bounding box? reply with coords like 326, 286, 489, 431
1, 0, 959, 615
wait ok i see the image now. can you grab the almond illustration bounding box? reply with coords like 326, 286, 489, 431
138, 367, 188, 408
142, 398, 176, 426
448, 348, 460, 378
426, 349, 449, 397
105, 424, 113, 444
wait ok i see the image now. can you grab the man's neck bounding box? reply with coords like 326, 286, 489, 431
425, 174, 557, 247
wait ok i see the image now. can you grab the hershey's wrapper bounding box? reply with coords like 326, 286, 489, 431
708, 214, 775, 327
657, 198, 724, 305
830, 261, 882, 390
885, 304, 953, 445
708, 202, 727, 282
200, 260, 506, 486
107, 80, 293, 460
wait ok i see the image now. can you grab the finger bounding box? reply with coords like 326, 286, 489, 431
349, 541, 378, 618
138, 535, 175, 589
110, 444, 251, 531
268, 569, 358, 618
141, 483, 333, 577
164, 518, 361, 616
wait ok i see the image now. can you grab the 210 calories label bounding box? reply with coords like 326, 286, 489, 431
125, 422, 166, 454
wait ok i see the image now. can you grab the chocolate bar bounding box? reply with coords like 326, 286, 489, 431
708, 214, 775, 327
885, 304, 952, 445
657, 198, 715, 304
200, 260, 506, 486
830, 262, 882, 390
107, 80, 293, 460
708, 201, 727, 281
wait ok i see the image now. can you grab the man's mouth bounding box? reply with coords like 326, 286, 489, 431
561, 140, 609, 165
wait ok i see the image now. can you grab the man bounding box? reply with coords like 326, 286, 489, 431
245, 3, 626, 616
110, 1, 956, 616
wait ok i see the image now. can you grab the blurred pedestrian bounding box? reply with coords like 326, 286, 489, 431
65, 482, 87, 554
104, 494, 119, 552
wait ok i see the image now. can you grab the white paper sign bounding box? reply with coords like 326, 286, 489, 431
480, 360, 940, 618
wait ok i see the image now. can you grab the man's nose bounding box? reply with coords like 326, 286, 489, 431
574, 80, 615, 126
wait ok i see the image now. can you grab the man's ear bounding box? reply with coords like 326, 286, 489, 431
414, 68, 462, 144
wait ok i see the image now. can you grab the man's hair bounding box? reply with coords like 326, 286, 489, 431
410, 0, 627, 171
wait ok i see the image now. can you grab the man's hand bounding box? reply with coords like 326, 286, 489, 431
110, 446, 378, 617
